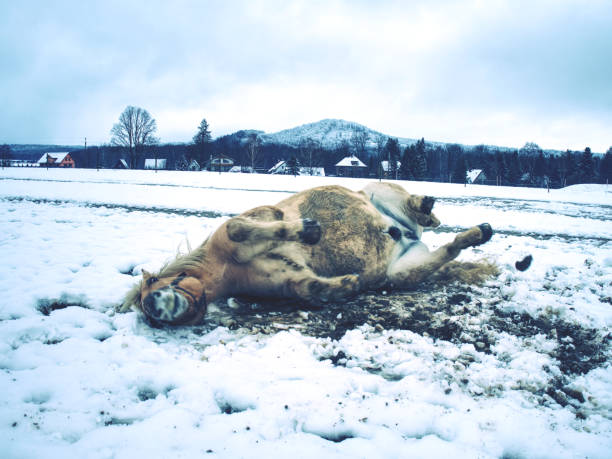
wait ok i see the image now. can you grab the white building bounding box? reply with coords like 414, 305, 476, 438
335, 155, 367, 177
466, 169, 486, 184
144, 158, 167, 170
268, 160, 325, 176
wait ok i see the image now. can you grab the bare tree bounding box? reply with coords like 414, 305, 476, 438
246, 133, 261, 172
110, 106, 159, 169
350, 129, 368, 162
298, 137, 321, 175
375, 136, 385, 180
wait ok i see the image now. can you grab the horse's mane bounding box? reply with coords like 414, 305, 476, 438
157, 238, 209, 278
118, 238, 209, 312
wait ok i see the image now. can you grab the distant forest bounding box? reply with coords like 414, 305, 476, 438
3, 135, 611, 189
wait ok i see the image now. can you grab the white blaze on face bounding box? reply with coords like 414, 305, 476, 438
150, 287, 190, 322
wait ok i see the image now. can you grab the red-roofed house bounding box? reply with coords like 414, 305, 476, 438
37, 152, 75, 168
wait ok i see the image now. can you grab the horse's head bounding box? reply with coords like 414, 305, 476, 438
138, 270, 207, 326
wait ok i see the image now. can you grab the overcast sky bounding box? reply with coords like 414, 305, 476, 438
1, 0, 611, 152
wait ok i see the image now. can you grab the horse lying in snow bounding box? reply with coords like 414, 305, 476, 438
121, 182, 494, 326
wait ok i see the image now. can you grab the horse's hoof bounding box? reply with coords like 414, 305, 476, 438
421, 196, 435, 214
476, 223, 493, 245
299, 219, 321, 244
388, 226, 402, 241
226, 219, 250, 242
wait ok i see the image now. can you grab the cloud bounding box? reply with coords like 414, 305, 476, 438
0, 0, 610, 151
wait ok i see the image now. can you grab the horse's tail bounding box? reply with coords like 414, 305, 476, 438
429, 259, 499, 285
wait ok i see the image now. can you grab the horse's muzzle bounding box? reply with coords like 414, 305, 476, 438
142, 287, 203, 325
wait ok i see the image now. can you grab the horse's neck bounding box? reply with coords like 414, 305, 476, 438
193, 244, 230, 303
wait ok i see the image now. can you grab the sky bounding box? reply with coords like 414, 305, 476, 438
1, 0, 611, 152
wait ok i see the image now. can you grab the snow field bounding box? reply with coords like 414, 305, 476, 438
0, 168, 611, 458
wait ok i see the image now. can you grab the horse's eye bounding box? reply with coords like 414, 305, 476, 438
146, 276, 159, 287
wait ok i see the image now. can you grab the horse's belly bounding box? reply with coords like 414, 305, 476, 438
276, 185, 394, 284
302, 197, 392, 282
307, 235, 391, 286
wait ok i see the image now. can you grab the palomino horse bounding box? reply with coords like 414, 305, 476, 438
121, 182, 493, 326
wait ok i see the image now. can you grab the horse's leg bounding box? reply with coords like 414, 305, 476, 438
364, 182, 440, 228
387, 224, 493, 288
287, 272, 361, 304
226, 217, 321, 263
227, 217, 321, 245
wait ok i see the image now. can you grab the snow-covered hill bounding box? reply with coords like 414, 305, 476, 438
248, 119, 581, 156
260, 119, 416, 150
244, 119, 518, 154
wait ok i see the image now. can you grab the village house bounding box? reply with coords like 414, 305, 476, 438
187, 159, 200, 171
37, 152, 75, 168
380, 160, 402, 179
466, 169, 486, 184
113, 159, 129, 169
268, 160, 325, 176
144, 158, 167, 170
335, 155, 367, 177
229, 165, 255, 173
207, 155, 234, 172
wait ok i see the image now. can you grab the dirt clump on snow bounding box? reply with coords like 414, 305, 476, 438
199, 280, 609, 379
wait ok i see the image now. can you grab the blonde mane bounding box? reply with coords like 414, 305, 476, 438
157, 238, 209, 278
118, 238, 209, 312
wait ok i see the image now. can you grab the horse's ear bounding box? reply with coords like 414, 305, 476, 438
142, 269, 151, 279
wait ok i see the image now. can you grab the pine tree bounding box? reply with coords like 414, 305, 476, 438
579, 147, 595, 183
451, 154, 467, 183
559, 150, 575, 186
413, 138, 428, 180
493, 151, 508, 185
533, 151, 546, 184
507, 151, 521, 185
400, 145, 415, 180
600, 147, 612, 184
193, 118, 212, 165
287, 156, 300, 176
383, 138, 401, 179
446, 144, 463, 182
429, 146, 445, 182
547, 155, 563, 188
193, 118, 211, 144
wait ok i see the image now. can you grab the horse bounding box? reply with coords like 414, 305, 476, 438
120, 182, 494, 326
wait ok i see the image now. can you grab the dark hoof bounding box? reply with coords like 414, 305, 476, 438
388, 226, 401, 241
476, 223, 493, 245
421, 196, 435, 214
299, 219, 321, 245
515, 254, 533, 272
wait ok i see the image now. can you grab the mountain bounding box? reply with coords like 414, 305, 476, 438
251, 119, 588, 156
251, 119, 520, 154
260, 119, 417, 150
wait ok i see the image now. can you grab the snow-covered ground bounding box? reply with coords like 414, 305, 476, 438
0, 168, 611, 458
